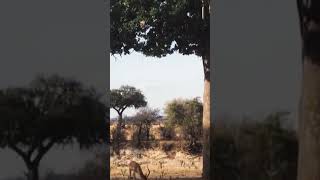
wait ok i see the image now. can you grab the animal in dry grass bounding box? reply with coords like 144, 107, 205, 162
128, 161, 150, 180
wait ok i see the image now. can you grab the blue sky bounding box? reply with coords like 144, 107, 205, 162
110, 52, 204, 118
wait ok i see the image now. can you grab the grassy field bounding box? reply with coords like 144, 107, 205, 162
110, 122, 202, 179
110, 148, 202, 179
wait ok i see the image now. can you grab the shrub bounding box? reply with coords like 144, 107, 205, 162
159, 126, 175, 140
212, 112, 298, 180
161, 142, 175, 152
110, 126, 126, 155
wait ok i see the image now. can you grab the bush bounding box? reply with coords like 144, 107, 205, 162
159, 126, 175, 140
110, 126, 126, 155
212, 130, 239, 180
161, 142, 175, 152
212, 112, 298, 180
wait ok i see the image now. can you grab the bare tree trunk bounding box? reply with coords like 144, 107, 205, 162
297, 1, 320, 179
202, 54, 211, 180
25, 161, 39, 180
118, 112, 124, 128
298, 60, 320, 180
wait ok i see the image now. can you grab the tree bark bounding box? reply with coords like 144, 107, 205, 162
297, 60, 320, 180
202, 54, 211, 180
297, 1, 320, 179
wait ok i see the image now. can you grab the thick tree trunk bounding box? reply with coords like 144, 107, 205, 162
297, 60, 320, 180
118, 113, 124, 128
25, 162, 39, 180
297, 1, 320, 179
202, 54, 211, 180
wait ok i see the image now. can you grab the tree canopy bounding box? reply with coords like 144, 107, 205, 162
0, 74, 107, 180
164, 97, 203, 126
110, 85, 147, 118
164, 97, 203, 152
111, 0, 210, 58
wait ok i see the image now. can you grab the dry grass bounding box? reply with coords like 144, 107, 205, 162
111, 149, 202, 179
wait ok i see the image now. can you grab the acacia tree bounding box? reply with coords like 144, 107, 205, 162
0, 75, 107, 180
110, 85, 147, 127
111, 1, 211, 178
296, 1, 320, 179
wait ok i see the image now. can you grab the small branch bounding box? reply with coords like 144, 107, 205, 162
8, 143, 29, 163
120, 105, 129, 114
27, 141, 38, 159
112, 107, 122, 116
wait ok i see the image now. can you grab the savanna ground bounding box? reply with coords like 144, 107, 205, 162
110, 124, 203, 180
111, 148, 202, 179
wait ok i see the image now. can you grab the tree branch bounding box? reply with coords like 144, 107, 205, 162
120, 105, 128, 114
8, 142, 29, 163
112, 107, 121, 115
33, 138, 56, 165
27, 141, 38, 160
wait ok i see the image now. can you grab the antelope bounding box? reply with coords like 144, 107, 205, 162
128, 161, 150, 180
